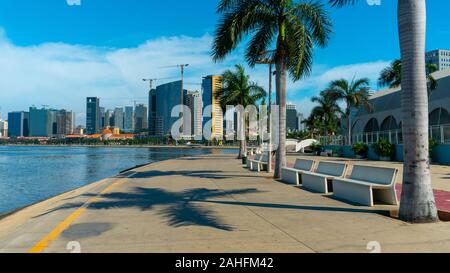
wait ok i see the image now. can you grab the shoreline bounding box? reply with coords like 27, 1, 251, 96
0, 144, 240, 149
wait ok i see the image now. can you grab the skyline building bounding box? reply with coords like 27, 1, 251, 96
8, 111, 29, 138
56, 110, 75, 136
202, 75, 223, 140
185, 90, 203, 139
152, 81, 184, 136
0, 119, 7, 137
86, 97, 101, 135
29, 107, 52, 137
124, 106, 134, 132
114, 107, 124, 130
134, 104, 148, 131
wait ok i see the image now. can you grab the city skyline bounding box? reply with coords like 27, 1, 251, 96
1, 1, 450, 124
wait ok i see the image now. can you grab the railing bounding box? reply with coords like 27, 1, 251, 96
320, 124, 450, 145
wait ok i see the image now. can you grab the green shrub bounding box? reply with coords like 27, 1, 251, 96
372, 139, 395, 158
429, 138, 439, 160
352, 142, 369, 157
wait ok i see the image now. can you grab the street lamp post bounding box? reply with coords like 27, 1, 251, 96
256, 54, 275, 173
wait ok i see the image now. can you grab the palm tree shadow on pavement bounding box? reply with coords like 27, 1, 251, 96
34, 187, 261, 231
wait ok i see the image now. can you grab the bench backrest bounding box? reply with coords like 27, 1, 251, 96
315, 161, 347, 177
350, 165, 398, 186
253, 154, 262, 161
294, 159, 315, 172
260, 153, 269, 163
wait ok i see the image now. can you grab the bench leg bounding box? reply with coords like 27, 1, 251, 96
302, 174, 329, 194
373, 188, 399, 206
333, 180, 374, 206
282, 169, 299, 185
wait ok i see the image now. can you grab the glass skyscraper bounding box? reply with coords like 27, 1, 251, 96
86, 97, 100, 135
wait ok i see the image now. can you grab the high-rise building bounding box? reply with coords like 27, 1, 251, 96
29, 107, 52, 137
426, 49, 450, 71
56, 110, 75, 136
286, 104, 298, 132
134, 104, 148, 131
99, 107, 106, 128
202, 75, 223, 140
0, 119, 7, 137
86, 97, 100, 135
148, 89, 158, 135
124, 106, 134, 132
104, 110, 114, 127
185, 90, 203, 138
114, 107, 124, 130
7, 111, 29, 137
151, 81, 184, 136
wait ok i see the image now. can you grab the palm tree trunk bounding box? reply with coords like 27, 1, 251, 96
238, 139, 244, 159
274, 58, 287, 179
398, 0, 438, 223
347, 108, 352, 146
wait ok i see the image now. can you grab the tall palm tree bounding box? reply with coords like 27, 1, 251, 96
310, 90, 342, 135
378, 59, 438, 96
329, 0, 438, 223
212, 0, 332, 178
326, 78, 372, 146
216, 64, 267, 159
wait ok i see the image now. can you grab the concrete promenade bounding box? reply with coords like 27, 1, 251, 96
1, 153, 450, 253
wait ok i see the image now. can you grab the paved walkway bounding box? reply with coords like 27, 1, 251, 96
1, 154, 450, 253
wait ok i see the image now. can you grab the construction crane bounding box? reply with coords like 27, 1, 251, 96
142, 77, 177, 90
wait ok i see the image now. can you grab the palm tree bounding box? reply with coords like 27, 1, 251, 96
216, 64, 267, 159
378, 59, 438, 96
326, 78, 372, 146
212, 0, 332, 178
310, 90, 342, 135
329, 0, 438, 223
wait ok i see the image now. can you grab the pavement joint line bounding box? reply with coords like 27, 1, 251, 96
27, 172, 136, 254
208, 165, 318, 253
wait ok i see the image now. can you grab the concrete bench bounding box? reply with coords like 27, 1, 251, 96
302, 161, 348, 194
246, 154, 262, 169
281, 159, 315, 185
333, 165, 399, 207
250, 154, 269, 172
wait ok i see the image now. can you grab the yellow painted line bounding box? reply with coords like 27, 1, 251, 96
28, 177, 128, 253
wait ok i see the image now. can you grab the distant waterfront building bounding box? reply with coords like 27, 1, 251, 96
0, 119, 7, 137
202, 75, 223, 140
114, 107, 124, 130
148, 89, 157, 135
104, 109, 114, 127
74, 125, 85, 135
151, 81, 184, 136
134, 104, 148, 131
426, 49, 450, 71
29, 107, 53, 137
99, 107, 105, 128
185, 90, 203, 139
124, 106, 134, 132
56, 110, 75, 136
286, 104, 298, 132
86, 97, 101, 134
8, 111, 29, 137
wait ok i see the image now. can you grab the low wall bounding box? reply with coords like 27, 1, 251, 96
324, 144, 450, 166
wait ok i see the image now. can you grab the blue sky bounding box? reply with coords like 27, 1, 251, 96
0, 0, 449, 124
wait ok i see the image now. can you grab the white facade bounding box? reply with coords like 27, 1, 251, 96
426, 49, 450, 71
0, 119, 7, 137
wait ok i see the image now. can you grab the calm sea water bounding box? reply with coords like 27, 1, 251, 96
0, 146, 235, 215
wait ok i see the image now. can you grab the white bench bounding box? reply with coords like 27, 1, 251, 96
302, 161, 348, 194
246, 154, 262, 169
250, 154, 269, 172
333, 165, 399, 207
281, 159, 315, 185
